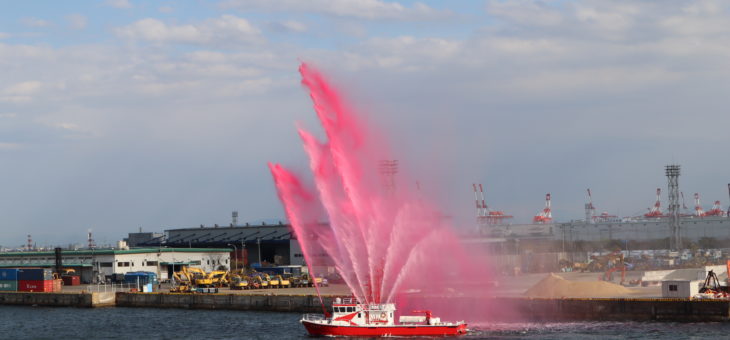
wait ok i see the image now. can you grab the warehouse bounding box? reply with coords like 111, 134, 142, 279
134, 222, 308, 268
0, 248, 230, 284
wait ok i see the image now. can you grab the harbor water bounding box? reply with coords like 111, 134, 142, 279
1, 306, 730, 339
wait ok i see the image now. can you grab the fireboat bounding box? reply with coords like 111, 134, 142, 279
301, 297, 467, 337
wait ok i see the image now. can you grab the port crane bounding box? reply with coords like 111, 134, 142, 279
644, 188, 665, 218
705, 200, 726, 217
472, 183, 513, 225
694, 193, 706, 217
533, 193, 552, 223
587, 189, 616, 222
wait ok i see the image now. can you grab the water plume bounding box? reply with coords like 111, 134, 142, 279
269, 62, 495, 316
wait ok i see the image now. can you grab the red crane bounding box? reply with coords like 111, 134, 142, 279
472, 183, 513, 225
533, 193, 552, 223
705, 200, 726, 217
644, 188, 665, 218
694, 193, 706, 217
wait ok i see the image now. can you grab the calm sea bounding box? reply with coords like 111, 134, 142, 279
0, 306, 729, 339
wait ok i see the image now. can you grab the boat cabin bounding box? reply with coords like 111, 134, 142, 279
331, 298, 395, 326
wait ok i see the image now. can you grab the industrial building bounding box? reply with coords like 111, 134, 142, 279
0, 248, 230, 284
129, 219, 305, 267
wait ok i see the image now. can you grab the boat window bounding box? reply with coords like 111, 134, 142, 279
358, 313, 361, 318
348, 307, 354, 313
334, 307, 339, 313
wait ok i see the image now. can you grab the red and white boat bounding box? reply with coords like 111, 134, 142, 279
301, 297, 467, 337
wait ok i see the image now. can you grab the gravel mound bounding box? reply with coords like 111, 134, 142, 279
524, 273, 632, 298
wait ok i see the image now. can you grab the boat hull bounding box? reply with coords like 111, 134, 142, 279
302, 320, 467, 337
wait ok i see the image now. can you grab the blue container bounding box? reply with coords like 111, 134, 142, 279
0, 268, 19, 281
18, 268, 52, 281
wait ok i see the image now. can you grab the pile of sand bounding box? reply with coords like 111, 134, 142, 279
524, 273, 632, 298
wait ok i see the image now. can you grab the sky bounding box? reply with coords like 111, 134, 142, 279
2, 0, 730, 247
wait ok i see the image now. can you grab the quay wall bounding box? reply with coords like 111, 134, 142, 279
2, 292, 729, 322
115, 292, 335, 312
502, 297, 730, 322
0, 292, 115, 308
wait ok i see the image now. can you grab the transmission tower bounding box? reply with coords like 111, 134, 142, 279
665, 165, 681, 250
378, 160, 398, 195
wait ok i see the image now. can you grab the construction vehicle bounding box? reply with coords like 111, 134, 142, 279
184, 267, 212, 287
694, 270, 729, 299
267, 273, 280, 288
276, 275, 291, 288
170, 269, 194, 293
229, 274, 249, 290
290, 274, 307, 287
250, 273, 269, 289
299, 273, 328, 287
595, 251, 628, 284
208, 270, 230, 288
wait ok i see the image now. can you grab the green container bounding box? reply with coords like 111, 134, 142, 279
0, 280, 17, 291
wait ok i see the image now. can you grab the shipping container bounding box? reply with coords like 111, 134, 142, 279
0, 280, 17, 291
18, 280, 54, 292
62, 275, 80, 286
18, 268, 53, 281
0, 268, 19, 281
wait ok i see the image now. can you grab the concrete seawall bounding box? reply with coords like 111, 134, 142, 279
2, 292, 730, 322
115, 292, 336, 312
502, 297, 730, 322
0, 292, 115, 308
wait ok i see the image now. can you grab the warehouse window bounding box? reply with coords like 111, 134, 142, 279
669, 285, 677, 291
100, 262, 112, 267
147, 261, 158, 266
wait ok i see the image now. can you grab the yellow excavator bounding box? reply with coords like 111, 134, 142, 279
299, 273, 327, 287
209, 270, 229, 288
170, 269, 193, 293
267, 273, 280, 289
250, 273, 269, 289
186, 267, 213, 287
275, 275, 291, 288
229, 274, 249, 290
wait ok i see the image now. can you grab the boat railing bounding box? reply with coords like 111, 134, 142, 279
302, 313, 326, 321
337, 297, 358, 304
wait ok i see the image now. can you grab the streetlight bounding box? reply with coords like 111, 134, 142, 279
227, 243, 238, 272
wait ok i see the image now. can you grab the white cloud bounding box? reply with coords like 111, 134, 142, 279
66, 14, 88, 30
115, 15, 261, 45
106, 0, 133, 9
267, 20, 308, 33
21, 17, 51, 28
0, 81, 43, 103
159, 6, 174, 13
221, 0, 451, 21
0, 32, 10, 39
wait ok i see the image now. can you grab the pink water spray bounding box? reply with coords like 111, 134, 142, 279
269, 63, 495, 318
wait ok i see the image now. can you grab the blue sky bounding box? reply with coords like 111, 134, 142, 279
2, 0, 730, 247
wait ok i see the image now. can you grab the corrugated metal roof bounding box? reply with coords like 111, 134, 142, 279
0, 248, 231, 257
